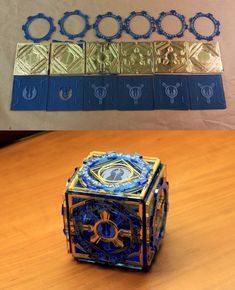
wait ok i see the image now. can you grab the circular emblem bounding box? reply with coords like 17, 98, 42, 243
72, 199, 142, 264
80, 152, 151, 192
101, 166, 132, 182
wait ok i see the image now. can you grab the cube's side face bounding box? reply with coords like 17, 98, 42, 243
145, 165, 169, 266
64, 192, 144, 269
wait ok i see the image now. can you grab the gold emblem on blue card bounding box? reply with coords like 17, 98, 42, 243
14, 43, 50, 75
62, 151, 169, 269
50, 43, 85, 75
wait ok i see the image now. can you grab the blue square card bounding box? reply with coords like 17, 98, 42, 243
154, 75, 190, 110
117, 76, 154, 110
11, 76, 48, 111
47, 76, 84, 111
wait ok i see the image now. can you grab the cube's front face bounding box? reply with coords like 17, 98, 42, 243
62, 152, 169, 270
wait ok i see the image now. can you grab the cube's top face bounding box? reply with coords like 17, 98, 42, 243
67, 151, 161, 200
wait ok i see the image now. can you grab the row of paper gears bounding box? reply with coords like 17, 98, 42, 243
22, 10, 220, 43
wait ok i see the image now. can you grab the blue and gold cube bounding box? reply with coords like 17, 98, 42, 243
62, 151, 169, 270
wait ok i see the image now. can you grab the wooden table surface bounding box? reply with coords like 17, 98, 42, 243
0, 131, 235, 290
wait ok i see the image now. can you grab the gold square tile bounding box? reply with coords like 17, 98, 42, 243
86, 42, 120, 74
14, 43, 50, 75
154, 41, 188, 73
187, 42, 223, 73
50, 43, 85, 75
120, 42, 154, 74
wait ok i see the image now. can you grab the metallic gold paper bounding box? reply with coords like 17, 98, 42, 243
86, 42, 120, 74
14, 43, 50, 76
187, 42, 223, 73
15, 41, 223, 76
120, 42, 154, 74
50, 43, 85, 75
154, 41, 188, 73
154, 41, 223, 74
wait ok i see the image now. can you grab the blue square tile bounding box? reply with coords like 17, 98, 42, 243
117, 76, 154, 110
83, 76, 117, 110
47, 76, 83, 111
11, 76, 48, 111
188, 75, 226, 110
154, 75, 190, 110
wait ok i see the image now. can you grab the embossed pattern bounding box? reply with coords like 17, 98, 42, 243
86, 42, 120, 74
154, 41, 223, 73
154, 41, 188, 73
50, 43, 85, 75
120, 42, 154, 74
187, 42, 223, 73
14, 41, 223, 75
14, 43, 50, 75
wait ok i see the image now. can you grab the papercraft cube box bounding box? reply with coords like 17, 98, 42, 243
62, 151, 169, 270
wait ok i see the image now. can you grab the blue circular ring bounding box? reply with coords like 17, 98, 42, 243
156, 10, 187, 39
189, 12, 220, 41
22, 13, 56, 43
124, 11, 155, 40
93, 12, 123, 42
80, 152, 151, 192
58, 10, 91, 40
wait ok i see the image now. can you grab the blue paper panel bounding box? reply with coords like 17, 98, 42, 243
154, 75, 190, 110
117, 76, 154, 110
47, 76, 83, 111
11, 76, 48, 111
188, 75, 226, 110
83, 76, 117, 110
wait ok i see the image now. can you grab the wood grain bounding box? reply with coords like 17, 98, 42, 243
0, 131, 235, 290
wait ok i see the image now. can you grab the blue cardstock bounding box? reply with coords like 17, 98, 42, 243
11, 76, 48, 111
117, 76, 154, 110
83, 76, 117, 110
154, 75, 190, 110
47, 76, 84, 111
188, 75, 226, 110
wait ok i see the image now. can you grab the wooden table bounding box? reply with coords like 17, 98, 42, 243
1, 131, 235, 290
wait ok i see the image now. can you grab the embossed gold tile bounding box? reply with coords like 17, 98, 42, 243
120, 42, 154, 74
86, 42, 120, 74
154, 41, 188, 73
50, 43, 85, 75
187, 41, 223, 73
14, 43, 50, 75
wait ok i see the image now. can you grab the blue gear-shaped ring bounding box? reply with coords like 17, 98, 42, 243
124, 11, 155, 40
156, 10, 187, 39
22, 13, 56, 43
93, 12, 123, 42
189, 12, 220, 41
58, 10, 91, 39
